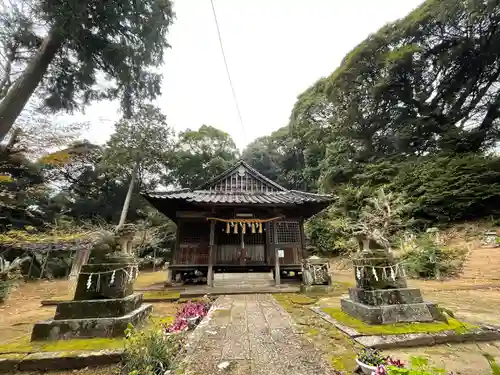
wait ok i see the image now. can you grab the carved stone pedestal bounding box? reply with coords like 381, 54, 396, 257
341, 248, 441, 325
31, 262, 152, 341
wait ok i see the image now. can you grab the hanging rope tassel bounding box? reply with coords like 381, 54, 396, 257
86, 274, 93, 290
258, 223, 263, 233
234, 222, 238, 234
226, 222, 230, 234
242, 222, 246, 234
372, 267, 379, 281
109, 270, 116, 286
251, 223, 256, 233
390, 266, 396, 281
356, 267, 361, 280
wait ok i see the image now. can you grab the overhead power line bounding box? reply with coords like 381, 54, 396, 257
209, 0, 247, 141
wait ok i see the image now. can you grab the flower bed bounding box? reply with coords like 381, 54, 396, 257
356, 349, 453, 375
122, 299, 212, 375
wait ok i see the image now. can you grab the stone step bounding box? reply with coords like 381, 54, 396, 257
213, 282, 276, 288
213, 272, 273, 281
213, 272, 275, 287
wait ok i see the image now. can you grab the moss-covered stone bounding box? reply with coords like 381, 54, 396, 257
1, 313, 175, 354
323, 307, 477, 335
73, 263, 136, 301
31, 303, 152, 341
55, 293, 143, 320
142, 291, 180, 300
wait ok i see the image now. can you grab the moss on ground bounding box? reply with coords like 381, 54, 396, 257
213, 309, 231, 318
322, 308, 477, 335
287, 294, 318, 305
0, 311, 177, 354
142, 291, 180, 300
0, 337, 125, 354
274, 294, 360, 372
0, 364, 120, 375
178, 297, 204, 303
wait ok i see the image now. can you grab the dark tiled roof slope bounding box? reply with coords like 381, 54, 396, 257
145, 189, 332, 205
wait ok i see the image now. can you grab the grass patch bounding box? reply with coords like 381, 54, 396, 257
150, 315, 175, 327
134, 271, 167, 289
0, 337, 125, 354
322, 308, 477, 335
142, 291, 180, 300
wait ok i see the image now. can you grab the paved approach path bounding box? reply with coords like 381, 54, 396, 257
181, 294, 339, 375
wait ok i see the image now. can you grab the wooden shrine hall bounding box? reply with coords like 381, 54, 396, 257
142, 160, 333, 286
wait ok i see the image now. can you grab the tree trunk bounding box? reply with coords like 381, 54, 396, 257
0, 27, 63, 142
118, 160, 140, 228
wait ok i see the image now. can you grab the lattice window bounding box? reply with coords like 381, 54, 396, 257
275, 221, 300, 244
179, 221, 209, 244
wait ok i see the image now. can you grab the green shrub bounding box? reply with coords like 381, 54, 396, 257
401, 234, 466, 279
122, 323, 184, 375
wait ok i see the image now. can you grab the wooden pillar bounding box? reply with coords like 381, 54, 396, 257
39, 250, 50, 280
207, 219, 215, 287
274, 246, 281, 286
299, 217, 306, 260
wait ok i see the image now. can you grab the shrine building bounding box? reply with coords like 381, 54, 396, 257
142, 160, 333, 286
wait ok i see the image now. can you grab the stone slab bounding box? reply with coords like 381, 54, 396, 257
340, 298, 441, 324
354, 327, 500, 349
0, 355, 24, 373
19, 350, 123, 372
300, 284, 334, 294
180, 295, 339, 375
0, 350, 123, 373
74, 263, 135, 300
348, 287, 424, 306
310, 306, 500, 350
31, 303, 152, 341
55, 293, 143, 320
179, 285, 300, 298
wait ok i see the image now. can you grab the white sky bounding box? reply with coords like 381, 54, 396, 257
74, 0, 424, 151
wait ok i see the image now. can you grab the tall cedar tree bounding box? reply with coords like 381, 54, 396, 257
0, 0, 174, 141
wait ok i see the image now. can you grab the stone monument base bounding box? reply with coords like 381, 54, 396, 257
31, 304, 152, 341
340, 287, 442, 325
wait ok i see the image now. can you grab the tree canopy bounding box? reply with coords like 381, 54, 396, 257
0, 0, 175, 141
168, 125, 240, 189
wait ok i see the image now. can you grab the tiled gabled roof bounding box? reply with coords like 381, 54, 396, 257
198, 160, 286, 192
145, 189, 332, 205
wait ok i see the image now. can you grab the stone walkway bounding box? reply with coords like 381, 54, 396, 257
181, 294, 339, 375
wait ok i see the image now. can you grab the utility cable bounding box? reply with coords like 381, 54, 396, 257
209, 0, 247, 142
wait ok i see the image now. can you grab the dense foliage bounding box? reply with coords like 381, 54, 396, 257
0, 0, 175, 140
4, 0, 500, 272
241, 0, 500, 255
